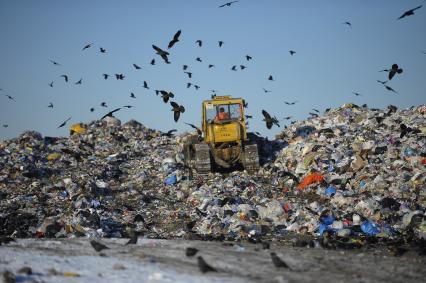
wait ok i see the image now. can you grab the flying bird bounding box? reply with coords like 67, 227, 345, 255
352, 92, 362, 96
196, 57, 202, 62
268, 75, 274, 81
262, 88, 271, 93
60, 75, 68, 82
282, 116, 292, 120
130, 93, 136, 98
186, 82, 192, 88
48, 103, 53, 108
184, 72, 192, 78
208, 64, 215, 68
231, 65, 237, 71
49, 81, 54, 88
99, 47, 106, 53
289, 50, 296, 56
90, 107, 95, 112
2, 94, 15, 101
103, 74, 109, 80
377, 80, 388, 85
197, 256, 217, 273
101, 108, 121, 120
115, 74, 125, 80
262, 110, 280, 129
133, 63, 141, 70
49, 59, 61, 66
219, 1, 238, 8
270, 252, 290, 269
185, 122, 202, 136
246, 55, 252, 61
194, 85, 200, 90
384, 85, 398, 94
397, 6, 422, 20
143, 81, 149, 89
171, 101, 185, 122
388, 64, 403, 80
100, 102, 108, 107
90, 240, 109, 252
183, 65, 188, 70
160, 90, 174, 103
57, 117, 71, 129
195, 40, 202, 47
245, 115, 253, 119
284, 101, 297, 105
82, 43, 93, 51
168, 30, 182, 49
312, 109, 320, 113
150, 59, 155, 65
123, 105, 133, 109
240, 65, 246, 70
218, 41, 224, 47
342, 21, 352, 27
2, 124, 8, 128
161, 129, 177, 137
309, 112, 319, 118
75, 78, 82, 85
152, 45, 170, 63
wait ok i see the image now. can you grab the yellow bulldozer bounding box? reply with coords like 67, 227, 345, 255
183, 95, 259, 174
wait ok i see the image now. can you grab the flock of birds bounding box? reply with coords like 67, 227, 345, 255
0, 3, 424, 133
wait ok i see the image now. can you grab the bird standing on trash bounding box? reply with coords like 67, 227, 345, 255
197, 256, 217, 273
90, 240, 109, 252
270, 252, 290, 269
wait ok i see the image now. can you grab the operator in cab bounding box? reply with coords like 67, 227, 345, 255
215, 107, 230, 122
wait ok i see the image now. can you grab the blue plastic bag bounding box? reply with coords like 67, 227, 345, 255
164, 174, 177, 185
361, 220, 380, 236
325, 186, 336, 197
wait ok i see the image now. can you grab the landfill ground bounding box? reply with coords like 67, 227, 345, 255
1, 238, 426, 283
0, 104, 425, 282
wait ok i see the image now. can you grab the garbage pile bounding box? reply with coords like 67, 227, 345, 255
0, 104, 425, 250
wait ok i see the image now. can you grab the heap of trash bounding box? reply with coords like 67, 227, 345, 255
0, 104, 425, 250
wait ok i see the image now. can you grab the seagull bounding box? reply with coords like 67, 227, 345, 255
100, 108, 121, 120
397, 5, 422, 20
103, 74, 109, 80
263, 88, 272, 93
48, 103, 53, 108
168, 30, 182, 49
246, 55, 252, 61
57, 117, 71, 129
170, 101, 185, 122
262, 110, 280, 129
342, 21, 352, 27
143, 81, 149, 89
268, 75, 274, 81
284, 101, 297, 105
49, 60, 61, 66
75, 78, 82, 85
60, 75, 68, 82
100, 47, 106, 53
133, 63, 141, 70
185, 122, 202, 136
152, 45, 170, 63
82, 43, 93, 51
289, 50, 296, 56
195, 40, 202, 47
218, 41, 224, 47
219, 1, 238, 8
49, 81, 54, 88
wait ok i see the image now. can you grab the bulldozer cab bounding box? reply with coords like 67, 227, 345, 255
202, 96, 247, 143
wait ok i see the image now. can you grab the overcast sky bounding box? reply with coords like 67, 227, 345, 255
0, 0, 425, 140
